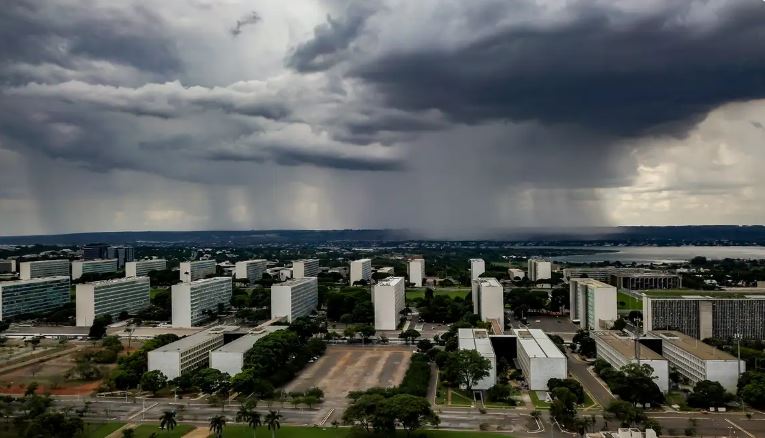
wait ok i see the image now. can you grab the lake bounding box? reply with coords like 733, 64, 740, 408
541, 246, 765, 264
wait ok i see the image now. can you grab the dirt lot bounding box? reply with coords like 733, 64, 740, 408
284, 345, 413, 402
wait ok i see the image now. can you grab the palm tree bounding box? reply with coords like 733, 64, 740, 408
247, 411, 262, 438
159, 410, 177, 431
209, 415, 227, 438
264, 410, 283, 438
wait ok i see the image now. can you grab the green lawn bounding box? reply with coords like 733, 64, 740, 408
666, 391, 692, 411
127, 424, 195, 438
406, 288, 470, 301
215, 425, 513, 438
616, 291, 642, 311
85, 422, 126, 438
528, 390, 551, 410
150, 288, 169, 299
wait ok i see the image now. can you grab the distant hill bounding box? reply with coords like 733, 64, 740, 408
1, 226, 765, 246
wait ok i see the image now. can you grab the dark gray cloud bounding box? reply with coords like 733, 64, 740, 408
230, 11, 261, 36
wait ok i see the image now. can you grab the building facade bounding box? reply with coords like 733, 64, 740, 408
611, 272, 682, 290
569, 278, 618, 329
234, 259, 267, 284
179, 260, 217, 283
642, 294, 765, 340
508, 268, 525, 280
82, 243, 109, 260
271, 277, 319, 322
0, 276, 70, 320
471, 277, 505, 333
527, 258, 552, 282
373, 276, 405, 330
292, 259, 320, 278
19, 259, 70, 280
171, 277, 233, 327
75, 277, 151, 326
71, 259, 119, 280
148, 330, 226, 379
349, 258, 372, 285
0, 260, 15, 274
513, 328, 567, 390
592, 330, 669, 392
470, 258, 485, 281
106, 246, 134, 269
458, 328, 497, 391
407, 257, 425, 287
209, 327, 283, 375
125, 259, 167, 278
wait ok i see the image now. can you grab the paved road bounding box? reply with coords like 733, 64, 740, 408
566, 353, 615, 407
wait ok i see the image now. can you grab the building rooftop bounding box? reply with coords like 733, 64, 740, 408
470, 258, 484, 262
643, 290, 765, 299
74, 259, 118, 264
458, 328, 495, 358
276, 277, 317, 287
212, 326, 284, 353
651, 330, 737, 361
81, 276, 149, 287
152, 326, 238, 353
513, 328, 565, 359
477, 277, 502, 287
22, 259, 69, 264
236, 259, 267, 264
293, 259, 318, 263
352, 258, 371, 263
183, 259, 216, 265
181, 277, 231, 287
0, 276, 69, 287
376, 276, 404, 287
592, 331, 664, 360
570, 278, 613, 288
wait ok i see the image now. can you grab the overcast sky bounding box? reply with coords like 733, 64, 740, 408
2, 0, 765, 238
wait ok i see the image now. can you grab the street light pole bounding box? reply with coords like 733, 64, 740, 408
735, 333, 744, 414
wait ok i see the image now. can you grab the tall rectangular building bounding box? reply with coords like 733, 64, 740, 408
407, 256, 425, 287
235, 259, 267, 284
592, 330, 669, 392
179, 260, 217, 283
458, 328, 497, 390
148, 329, 226, 379
271, 277, 318, 322
513, 328, 567, 390
471, 277, 505, 333
19, 259, 70, 280
292, 259, 319, 278
373, 276, 405, 330
642, 293, 765, 340
107, 246, 135, 268
71, 259, 119, 280
527, 258, 552, 282
125, 259, 167, 278
0, 276, 70, 320
0, 260, 16, 274
469, 258, 485, 281
82, 243, 109, 260
350, 258, 372, 285
75, 277, 150, 326
171, 277, 233, 327
569, 278, 617, 329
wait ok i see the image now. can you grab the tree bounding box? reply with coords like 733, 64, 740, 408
416, 339, 433, 352
383, 394, 439, 437
445, 349, 491, 392
193, 368, 230, 395
572, 330, 596, 358
342, 393, 385, 433
88, 316, 111, 340
236, 404, 261, 438
140, 370, 167, 395
687, 380, 734, 408
159, 410, 177, 431
741, 379, 765, 409
548, 378, 585, 404
550, 387, 578, 427
265, 410, 283, 438
209, 415, 226, 438
22, 412, 85, 438
399, 329, 421, 344
606, 400, 646, 427
356, 325, 376, 343
611, 318, 627, 331
122, 428, 135, 438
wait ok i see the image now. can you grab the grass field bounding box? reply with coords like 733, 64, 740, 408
85, 422, 126, 438
528, 390, 551, 409
616, 291, 642, 311
150, 288, 168, 299
126, 424, 195, 438
666, 391, 692, 411
215, 425, 514, 438
405, 288, 470, 301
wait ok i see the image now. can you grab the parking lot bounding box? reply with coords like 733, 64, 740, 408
284, 345, 413, 403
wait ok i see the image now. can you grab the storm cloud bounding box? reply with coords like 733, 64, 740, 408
1, 0, 765, 236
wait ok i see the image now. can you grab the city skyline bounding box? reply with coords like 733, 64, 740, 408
2, 1, 765, 237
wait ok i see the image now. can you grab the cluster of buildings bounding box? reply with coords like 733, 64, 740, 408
562, 267, 682, 290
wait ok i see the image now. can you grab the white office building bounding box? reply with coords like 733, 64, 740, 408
592, 331, 669, 393
71, 259, 119, 280
350, 258, 372, 285
292, 259, 320, 278
209, 326, 284, 375
0, 276, 70, 320
373, 276, 405, 330
171, 277, 233, 327
148, 328, 229, 379
472, 277, 505, 333
527, 258, 552, 282
470, 258, 486, 281
0, 260, 15, 274
235, 259, 267, 284
19, 259, 70, 280
458, 328, 497, 391
514, 328, 567, 390
271, 277, 318, 322
125, 259, 167, 278
651, 330, 745, 393
75, 277, 151, 326
569, 278, 618, 329
179, 260, 217, 283
508, 268, 525, 280
407, 257, 425, 287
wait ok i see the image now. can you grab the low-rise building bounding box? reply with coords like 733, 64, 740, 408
71, 259, 119, 280
373, 277, 405, 330
172, 277, 233, 327
508, 268, 525, 280
350, 258, 372, 285
513, 328, 567, 390
235, 259, 267, 284
179, 260, 217, 283
292, 259, 320, 278
147, 327, 231, 379
0, 260, 16, 274
470, 258, 485, 281
592, 330, 669, 392
75, 277, 151, 326
271, 277, 318, 323
125, 259, 167, 278
611, 272, 682, 290
458, 328, 497, 390
649, 330, 744, 393
376, 267, 394, 276
407, 256, 425, 287
0, 276, 70, 320
209, 327, 284, 375
19, 259, 70, 280
569, 278, 617, 329
471, 277, 505, 333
